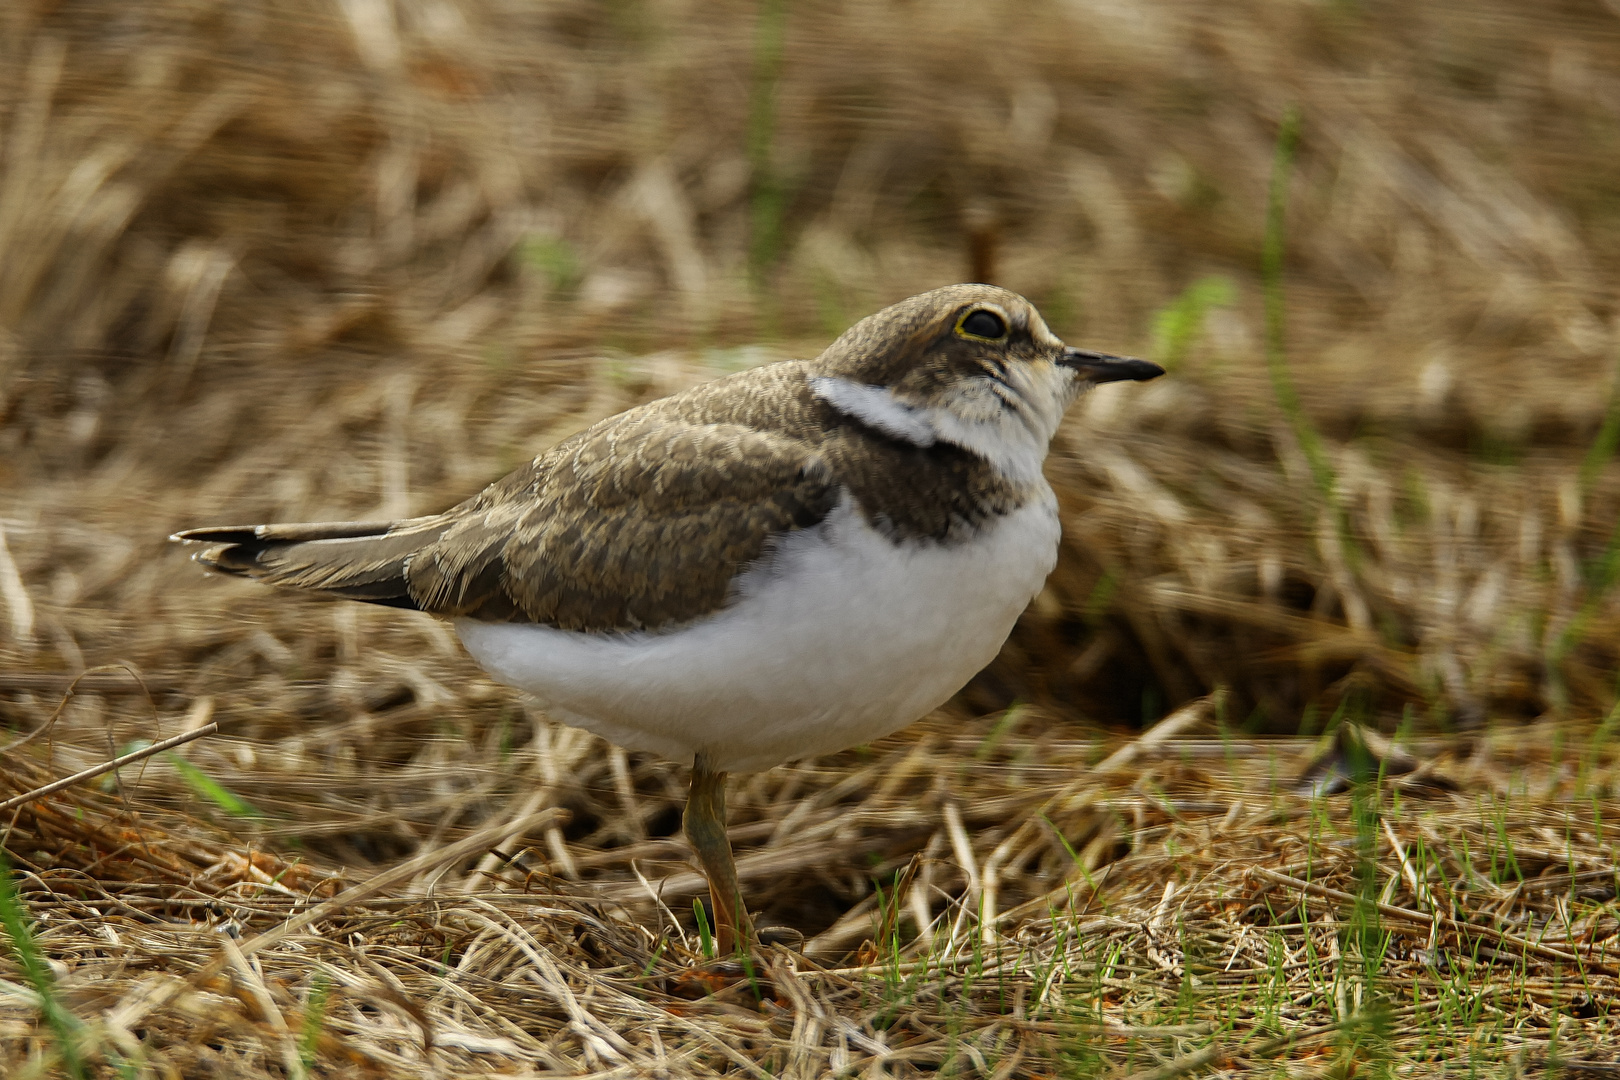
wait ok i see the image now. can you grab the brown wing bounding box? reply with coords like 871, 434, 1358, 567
408, 408, 837, 631
175, 405, 838, 631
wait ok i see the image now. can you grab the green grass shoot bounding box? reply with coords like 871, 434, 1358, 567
165, 752, 265, 819
520, 234, 582, 296
1262, 108, 1332, 497
1580, 349, 1620, 494
298, 969, 331, 1071
747, 0, 788, 284
692, 898, 715, 959
0, 848, 86, 1079
1152, 274, 1235, 373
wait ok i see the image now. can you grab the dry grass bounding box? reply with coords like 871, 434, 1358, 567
5, 0, 1620, 1075
6, 709, 1620, 1076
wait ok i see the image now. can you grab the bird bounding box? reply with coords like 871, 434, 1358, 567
172, 283, 1164, 955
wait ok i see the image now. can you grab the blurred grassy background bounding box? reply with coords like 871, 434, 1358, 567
4, 0, 1620, 857
9, 9, 1620, 1073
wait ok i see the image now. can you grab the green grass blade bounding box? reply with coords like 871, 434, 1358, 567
299, 969, 331, 1071
1263, 107, 1361, 574
693, 898, 715, 959
1152, 274, 1235, 373
0, 848, 86, 1079
1262, 109, 1330, 494
747, 0, 789, 285
165, 752, 265, 818
1580, 351, 1620, 494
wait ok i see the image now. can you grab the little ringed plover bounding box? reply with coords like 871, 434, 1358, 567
173, 283, 1165, 954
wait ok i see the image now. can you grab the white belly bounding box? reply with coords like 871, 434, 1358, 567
455, 492, 1060, 773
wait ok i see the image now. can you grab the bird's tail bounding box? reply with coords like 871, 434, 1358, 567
171, 517, 453, 610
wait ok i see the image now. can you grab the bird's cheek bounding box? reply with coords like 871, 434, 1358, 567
1057, 368, 1086, 407
1036, 360, 1077, 396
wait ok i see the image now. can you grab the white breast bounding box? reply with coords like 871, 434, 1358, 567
455, 492, 1061, 772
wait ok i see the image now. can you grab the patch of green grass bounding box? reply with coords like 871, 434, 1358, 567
746, 0, 788, 285
1580, 351, 1620, 494
1484, 797, 1524, 884
298, 969, 331, 1072
521, 234, 582, 296
165, 751, 265, 819
495, 706, 517, 760
1550, 358, 1620, 705
1152, 274, 1235, 373
1262, 107, 1361, 572
1262, 109, 1331, 500
974, 705, 1027, 760
1083, 569, 1118, 627
1351, 781, 1387, 954
692, 898, 714, 959
0, 848, 86, 1079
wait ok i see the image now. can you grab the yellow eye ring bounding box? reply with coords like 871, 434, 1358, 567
955, 308, 1008, 342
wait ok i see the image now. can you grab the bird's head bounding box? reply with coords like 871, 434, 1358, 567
810, 284, 1164, 481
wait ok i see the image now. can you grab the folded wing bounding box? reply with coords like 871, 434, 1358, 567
174, 408, 839, 633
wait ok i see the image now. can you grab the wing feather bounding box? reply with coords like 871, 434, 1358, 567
174, 363, 859, 631
171, 517, 452, 608
408, 412, 838, 631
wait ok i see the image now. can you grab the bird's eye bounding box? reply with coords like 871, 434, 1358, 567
957, 309, 1008, 341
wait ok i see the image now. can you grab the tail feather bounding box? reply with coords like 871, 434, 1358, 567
172, 517, 452, 609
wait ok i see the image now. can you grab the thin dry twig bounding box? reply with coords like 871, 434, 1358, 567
0, 722, 218, 813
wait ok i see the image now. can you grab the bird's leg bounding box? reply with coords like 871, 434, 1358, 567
684, 754, 754, 956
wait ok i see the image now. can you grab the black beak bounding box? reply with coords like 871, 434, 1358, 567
1060, 347, 1165, 384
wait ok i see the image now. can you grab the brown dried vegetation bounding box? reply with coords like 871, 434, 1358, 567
5, 0, 1620, 1075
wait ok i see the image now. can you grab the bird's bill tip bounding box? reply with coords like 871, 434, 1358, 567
1060, 348, 1166, 384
